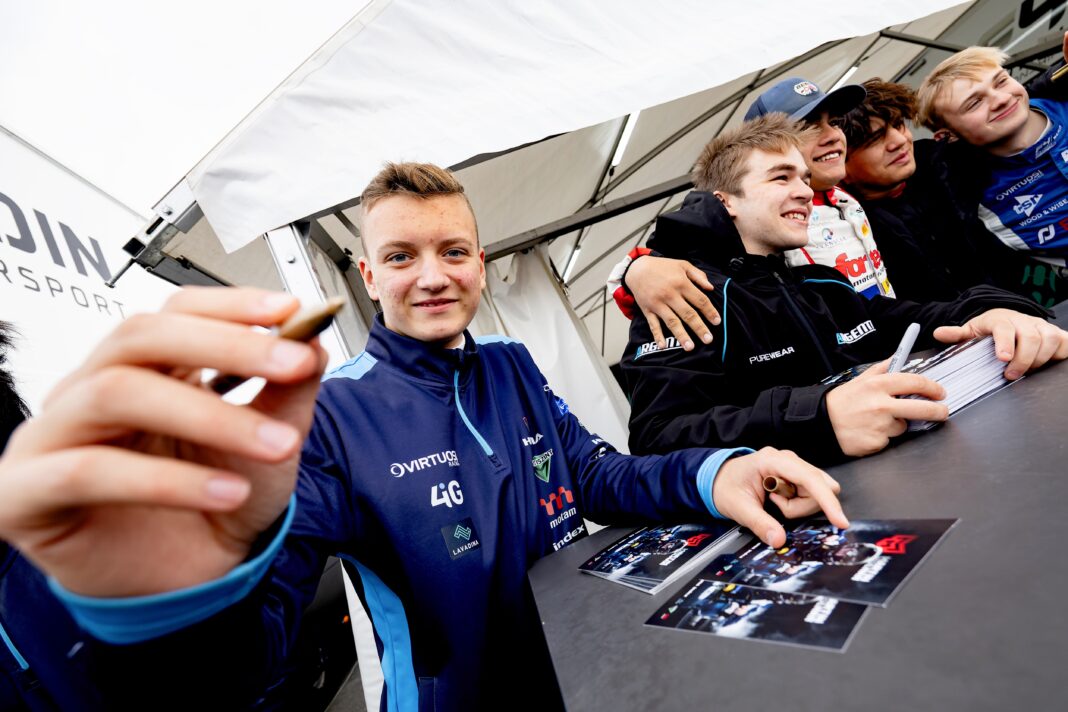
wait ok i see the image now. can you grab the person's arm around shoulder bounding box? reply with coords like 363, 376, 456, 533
607, 250, 721, 350
0, 287, 326, 600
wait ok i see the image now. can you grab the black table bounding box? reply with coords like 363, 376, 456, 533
529, 320, 1068, 712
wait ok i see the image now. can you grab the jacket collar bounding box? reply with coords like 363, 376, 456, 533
647, 190, 792, 276
363, 314, 479, 384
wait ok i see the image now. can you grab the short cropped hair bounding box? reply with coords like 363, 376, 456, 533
359, 162, 477, 238
839, 79, 918, 150
692, 113, 813, 195
916, 46, 1009, 130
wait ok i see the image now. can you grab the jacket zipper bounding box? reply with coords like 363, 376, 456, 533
452, 370, 504, 469
772, 271, 835, 373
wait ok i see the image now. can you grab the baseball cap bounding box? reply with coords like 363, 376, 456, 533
744, 77, 866, 122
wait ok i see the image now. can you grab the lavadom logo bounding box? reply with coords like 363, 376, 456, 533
390, 450, 459, 478
441, 517, 481, 560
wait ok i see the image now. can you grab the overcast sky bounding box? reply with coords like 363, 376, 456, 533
0, 2, 358, 214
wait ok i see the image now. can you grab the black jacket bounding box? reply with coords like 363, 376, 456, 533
620, 191, 1047, 464
853, 139, 1065, 306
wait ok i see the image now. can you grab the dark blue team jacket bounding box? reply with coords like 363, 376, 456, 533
44, 319, 738, 711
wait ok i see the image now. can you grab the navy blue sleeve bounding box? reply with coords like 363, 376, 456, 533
514, 345, 749, 525
40, 402, 360, 708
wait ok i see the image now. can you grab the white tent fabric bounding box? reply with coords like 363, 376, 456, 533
482, 246, 632, 451
188, 0, 963, 252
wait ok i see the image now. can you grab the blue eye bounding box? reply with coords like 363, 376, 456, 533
385, 253, 410, 264
444, 248, 467, 258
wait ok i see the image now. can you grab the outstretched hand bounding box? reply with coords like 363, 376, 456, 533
712, 447, 848, 548
0, 288, 326, 597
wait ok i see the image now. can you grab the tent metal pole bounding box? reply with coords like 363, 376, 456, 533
485, 175, 692, 261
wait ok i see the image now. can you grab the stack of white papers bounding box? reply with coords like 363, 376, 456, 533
903, 336, 1015, 431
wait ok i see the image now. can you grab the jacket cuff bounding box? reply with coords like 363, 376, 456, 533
607, 247, 654, 320
783, 384, 846, 462
48, 494, 297, 645
696, 448, 754, 518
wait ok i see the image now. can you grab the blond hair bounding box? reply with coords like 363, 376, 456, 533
359, 162, 477, 237
916, 46, 1010, 130
692, 114, 814, 195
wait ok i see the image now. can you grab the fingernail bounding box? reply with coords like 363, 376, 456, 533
205, 477, 250, 503
702, 333, 713, 344
262, 293, 295, 312
712, 317, 722, 326
684, 340, 694, 350
1005, 370, 1018, 380
257, 420, 300, 454
270, 340, 311, 372
766, 528, 779, 544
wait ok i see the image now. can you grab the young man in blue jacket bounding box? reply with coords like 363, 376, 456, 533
0, 163, 848, 710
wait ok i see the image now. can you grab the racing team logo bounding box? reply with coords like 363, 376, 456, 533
874, 534, 917, 554
531, 449, 554, 482
793, 81, 818, 96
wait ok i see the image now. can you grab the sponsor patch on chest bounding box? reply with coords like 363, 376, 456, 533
441, 517, 481, 560
749, 346, 796, 364
835, 320, 876, 345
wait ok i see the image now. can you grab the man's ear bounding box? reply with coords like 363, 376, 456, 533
478, 248, 487, 291
713, 190, 737, 218
357, 256, 380, 301
932, 128, 958, 143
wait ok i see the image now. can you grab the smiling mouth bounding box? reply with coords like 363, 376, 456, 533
782, 211, 809, 223
415, 299, 457, 309
889, 151, 911, 166
992, 100, 1018, 122
814, 151, 842, 163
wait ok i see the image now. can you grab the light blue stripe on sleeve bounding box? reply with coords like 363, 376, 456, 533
474, 334, 519, 345
323, 352, 378, 381
49, 494, 297, 644
696, 448, 753, 519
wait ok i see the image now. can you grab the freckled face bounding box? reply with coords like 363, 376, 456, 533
358, 194, 485, 347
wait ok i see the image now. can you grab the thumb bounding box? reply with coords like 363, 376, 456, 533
729, 497, 788, 548
685, 264, 715, 292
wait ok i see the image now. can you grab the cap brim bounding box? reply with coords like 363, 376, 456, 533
793, 84, 867, 122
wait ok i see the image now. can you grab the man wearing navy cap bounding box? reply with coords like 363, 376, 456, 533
608, 77, 895, 355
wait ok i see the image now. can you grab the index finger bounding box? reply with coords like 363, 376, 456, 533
162, 287, 300, 326
768, 453, 849, 529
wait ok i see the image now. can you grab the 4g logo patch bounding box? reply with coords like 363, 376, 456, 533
431, 480, 464, 508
